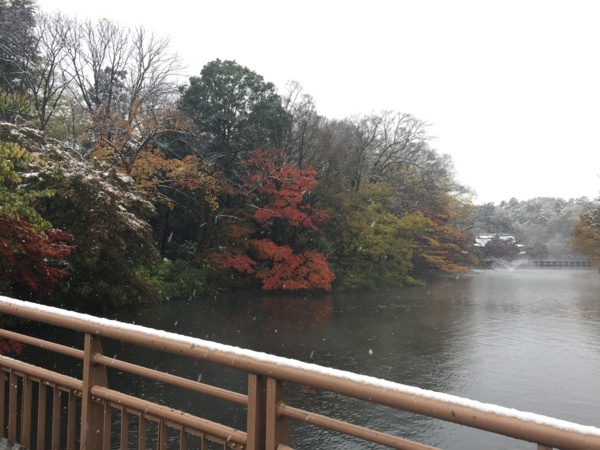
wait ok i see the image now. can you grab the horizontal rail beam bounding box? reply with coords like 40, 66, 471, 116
93, 353, 248, 405
0, 357, 82, 392
91, 385, 247, 446
279, 403, 439, 450
0, 328, 84, 360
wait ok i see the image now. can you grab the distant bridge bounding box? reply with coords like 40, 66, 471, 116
532, 260, 591, 269
481, 260, 593, 270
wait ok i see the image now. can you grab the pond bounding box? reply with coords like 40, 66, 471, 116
21, 268, 600, 448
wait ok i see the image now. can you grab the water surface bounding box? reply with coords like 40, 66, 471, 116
23, 269, 600, 448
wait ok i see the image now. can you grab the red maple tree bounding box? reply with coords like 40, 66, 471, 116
209, 148, 334, 290
0, 217, 72, 356
0, 216, 73, 294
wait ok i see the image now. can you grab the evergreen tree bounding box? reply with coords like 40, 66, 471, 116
178, 59, 290, 176
0, 0, 37, 93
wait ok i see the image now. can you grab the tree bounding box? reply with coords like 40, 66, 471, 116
0, 216, 72, 294
55, 18, 217, 261
31, 144, 163, 310
571, 208, 600, 266
0, 122, 72, 296
0, 119, 159, 309
0, 0, 37, 93
61, 18, 186, 167
318, 111, 431, 192
208, 148, 334, 291
0, 10, 72, 130
327, 183, 417, 288
178, 59, 290, 175
0, 79, 36, 122
476, 197, 595, 260
0, 123, 52, 228
281, 81, 323, 170
0, 5, 76, 130
483, 236, 520, 261
63, 18, 132, 117
409, 209, 475, 273
26, 10, 71, 130
524, 241, 549, 260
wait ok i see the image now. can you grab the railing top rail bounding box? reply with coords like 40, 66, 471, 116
2, 295, 600, 449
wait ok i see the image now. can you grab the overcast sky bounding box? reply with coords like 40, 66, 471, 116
36, 0, 600, 204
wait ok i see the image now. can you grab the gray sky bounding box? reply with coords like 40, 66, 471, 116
36, 0, 600, 204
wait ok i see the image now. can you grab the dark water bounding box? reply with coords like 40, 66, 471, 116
21, 269, 600, 449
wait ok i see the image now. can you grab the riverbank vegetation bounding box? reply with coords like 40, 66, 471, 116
0, 1, 598, 312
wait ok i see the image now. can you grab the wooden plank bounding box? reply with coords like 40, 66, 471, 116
20, 375, 32, 448
120, 410, 129, 450
138, 415, 147, 450
8, 371, 18, 442
51, 388, 61, 450
36, 383, 47, 450
67, 391, 77, 450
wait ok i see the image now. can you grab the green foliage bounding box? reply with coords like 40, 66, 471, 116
178, 59, 290, 175
328, 183, 417, 288
26, 144, 162, 311
0, 122, 73, 298
153, 260, 212, 300
0, 140, 53, 231
43, 94, 89, 145
0, 90, 35, 122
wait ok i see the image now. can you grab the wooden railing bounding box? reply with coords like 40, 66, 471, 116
0, 295, 599, 450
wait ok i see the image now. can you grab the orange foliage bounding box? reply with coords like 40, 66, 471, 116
254, 240, 334, 290
210, 250, 256, 275
90, 106, 195, 174
411, 211, 473, 273
130, 149, 220, 209
89, 106, 221, 210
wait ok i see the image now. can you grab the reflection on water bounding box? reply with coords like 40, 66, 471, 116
19, 269, 600, 449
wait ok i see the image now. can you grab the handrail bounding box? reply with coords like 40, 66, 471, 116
0, 328, 84, 359
1, 295, 600, 450
93, 353, 248, 405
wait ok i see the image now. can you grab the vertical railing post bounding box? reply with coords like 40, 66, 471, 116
265, 378, 289, 450
37, 382, 47, 450
80, 334, 108, 450
0, 370, 5, 437
8, 370, 18, 442
246, 374, 266, 450
21, 374, 32, 448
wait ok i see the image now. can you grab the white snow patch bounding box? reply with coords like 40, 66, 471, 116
1, 295, 600, 438
20, 172, 39, 179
